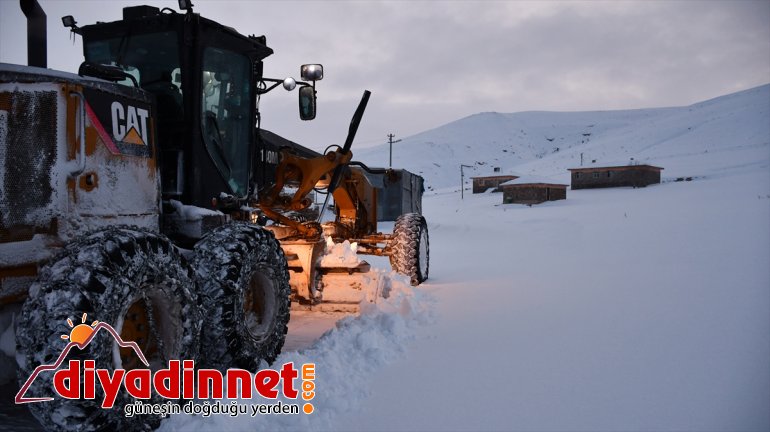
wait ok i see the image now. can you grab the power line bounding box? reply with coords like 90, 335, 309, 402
387, 133, 402, 168
460, 164, 473, 199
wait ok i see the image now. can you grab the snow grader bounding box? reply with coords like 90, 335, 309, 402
0, 1, 429, 430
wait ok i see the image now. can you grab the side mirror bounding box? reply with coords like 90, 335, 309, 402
299, 86, 316, 121
300, 64, 323, 81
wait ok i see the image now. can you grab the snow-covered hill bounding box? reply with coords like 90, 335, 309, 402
356, 84, 770, 190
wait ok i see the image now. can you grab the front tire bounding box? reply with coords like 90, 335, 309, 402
192, 224, 290, 371
15, 226, 201, 432
389, 213, 430, 286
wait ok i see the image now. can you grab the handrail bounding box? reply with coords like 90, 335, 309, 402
68, 91, 86, 177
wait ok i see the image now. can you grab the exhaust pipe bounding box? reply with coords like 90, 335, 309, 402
20, 0, 47, 68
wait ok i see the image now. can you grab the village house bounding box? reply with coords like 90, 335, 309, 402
471, 175, 518, 194
500, 176, 567, 205
568, 163, 663, 189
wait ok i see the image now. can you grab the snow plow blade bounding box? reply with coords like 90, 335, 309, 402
280, 239, 389, 312
313, 261, 387, 312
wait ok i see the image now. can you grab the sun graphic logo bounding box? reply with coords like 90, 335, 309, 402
61, 313, 99, 345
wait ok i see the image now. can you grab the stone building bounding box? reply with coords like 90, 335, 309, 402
471, 175, 518, 194
500, 176, 567, 205
568, 164, 663, 189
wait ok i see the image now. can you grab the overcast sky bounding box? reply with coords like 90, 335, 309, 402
1, 0, 768, 152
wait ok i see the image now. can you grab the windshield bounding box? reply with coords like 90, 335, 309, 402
84, 31, 183, 121
201, 47, 252, 196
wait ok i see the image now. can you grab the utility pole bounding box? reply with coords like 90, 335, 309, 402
460, 164, 472, 199
388, 133, 401, 168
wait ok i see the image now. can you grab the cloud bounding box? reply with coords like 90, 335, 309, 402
1, 0, 767, 151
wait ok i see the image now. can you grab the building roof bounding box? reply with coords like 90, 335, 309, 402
470, 174, 519, 180
568, 163, 663, 172
500, 175, 567, 188
362, 168, 423, 188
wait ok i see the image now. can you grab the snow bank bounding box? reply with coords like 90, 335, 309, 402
158, 273, 434, 431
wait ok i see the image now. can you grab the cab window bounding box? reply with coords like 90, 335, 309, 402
200, 47, 252, 196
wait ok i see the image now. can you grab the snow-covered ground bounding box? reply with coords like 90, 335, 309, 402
338, 171, 769, 431
2, 85, 768, 431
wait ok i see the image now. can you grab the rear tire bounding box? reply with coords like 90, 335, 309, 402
389, 213, 429, 286
15, 226, 201, 432
192, 223, 290, 371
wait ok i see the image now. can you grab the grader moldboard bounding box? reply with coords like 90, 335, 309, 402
0, 1, 429, 430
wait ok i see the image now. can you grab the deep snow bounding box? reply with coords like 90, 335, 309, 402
158, 271, 432, 432
339, 171, 770, 431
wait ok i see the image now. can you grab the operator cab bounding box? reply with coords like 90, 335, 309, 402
74, 5, 272, 207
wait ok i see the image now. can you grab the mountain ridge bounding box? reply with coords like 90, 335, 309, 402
355, 84, 770, 191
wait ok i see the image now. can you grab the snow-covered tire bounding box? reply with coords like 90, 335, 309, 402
389, 213, 429, 286
192, 223, 290, 371
15, 226, 201, 432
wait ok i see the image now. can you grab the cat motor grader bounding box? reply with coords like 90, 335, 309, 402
0, 1, 428, 430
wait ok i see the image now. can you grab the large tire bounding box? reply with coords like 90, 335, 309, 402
15, 226, 201, 432
389, 213, 430, 286
192, 223, 290, 371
